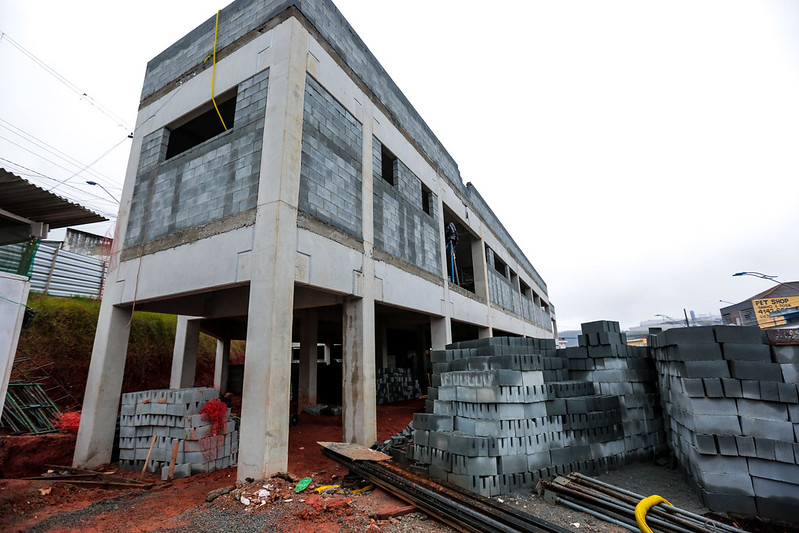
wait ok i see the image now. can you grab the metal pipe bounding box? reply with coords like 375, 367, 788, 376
569, 474, 748, 533
551, 495, 639, 532
559, 477, 713, 533
546, 481, 697, 533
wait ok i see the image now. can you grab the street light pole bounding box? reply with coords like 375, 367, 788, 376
86, 180, 120, 204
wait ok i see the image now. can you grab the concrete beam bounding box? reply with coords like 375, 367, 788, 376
169, 316, 200, 388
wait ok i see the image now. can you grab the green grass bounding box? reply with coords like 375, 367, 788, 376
15, 294, 219, 405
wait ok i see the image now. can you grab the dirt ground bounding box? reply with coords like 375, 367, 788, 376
1, 398, 794, 533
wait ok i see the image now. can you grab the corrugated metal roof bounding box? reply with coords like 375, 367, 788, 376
0, 168, 107, 228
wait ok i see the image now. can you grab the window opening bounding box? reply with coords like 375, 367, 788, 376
421, 182, 433, 215
380, 145, 397, 185
493, 252, 508, 278
166, 89, 237, 159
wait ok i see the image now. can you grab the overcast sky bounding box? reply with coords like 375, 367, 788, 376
2, 1, 797, 331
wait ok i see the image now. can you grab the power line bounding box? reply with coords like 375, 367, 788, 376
0, 119, 121, 189
47, 135, 130, 193
0, 31, 133, 135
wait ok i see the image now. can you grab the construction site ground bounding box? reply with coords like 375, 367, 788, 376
1, 398, 791, 533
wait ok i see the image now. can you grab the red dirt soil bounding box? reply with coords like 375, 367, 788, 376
0, 399, 428, 532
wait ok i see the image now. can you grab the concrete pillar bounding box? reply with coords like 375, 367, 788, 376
298, 308, 318, 410
169, 316, 200, 389
471, 239, 489, 301
0, 272, 31, 419
378, 326, 389, 369
73, 294, 132, 468
340, 96, 377, 447
214, 338, 230, 394
430, 316, 451, 350
479, 326, 493, 339
342, 296, 376, 445
237, 18, 307, 481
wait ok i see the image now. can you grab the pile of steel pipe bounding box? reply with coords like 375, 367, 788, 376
539, 472, 750, 533
321, 446, 571, 533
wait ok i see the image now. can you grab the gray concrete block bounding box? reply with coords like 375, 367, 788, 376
755, 438, 776, 460
741, 417, 794, 441
736, 436, 756, 457
722, 342, 772, 362
716, 435, 738, 456
702, 378, 724, 397
694, 434, 717, 455
729, 360, 784, 382
736, 399, 788, 421
682, 378, 705, 397
772, 345, 799, 364
682, 360, 730, 378
713, 325, 765, 345
700, 489, 757, 515
748, 458, 799, 484
759, 381, 780, 402
778, 382, 799, 404
782, 363, 799, 383
721, 378, 743, 398
741, 380, 760, 400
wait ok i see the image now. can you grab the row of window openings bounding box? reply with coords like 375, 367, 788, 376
160, 95, 549, 314
380, 145, 433, 216
488, 246, 549, 314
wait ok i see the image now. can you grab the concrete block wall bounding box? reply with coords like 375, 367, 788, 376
485, 248, 521, 316
651, 325, 799, 522
125, 69, 269, 249
563, 320, 667, 461
411, 335, 645, 497
299, 75, 363, 238
372, 137, 440, 275
118, 387, 238, 480
376, 367, 421, 404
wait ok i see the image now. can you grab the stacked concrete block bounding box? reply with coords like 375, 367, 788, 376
376, 367, 422, 404
564, 320, 667, 461
118, 387, 238, 480
651, 325, 799, 522
412, 335, 633, 497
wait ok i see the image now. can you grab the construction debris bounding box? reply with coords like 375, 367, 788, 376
22, 465, 154, 490
1, 382, 60, 434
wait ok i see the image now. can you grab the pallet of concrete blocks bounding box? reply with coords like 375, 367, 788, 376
376, 367, 421, 404
118, 387, 239, 480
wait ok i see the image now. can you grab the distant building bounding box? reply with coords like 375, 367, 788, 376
721, 282, 799, 328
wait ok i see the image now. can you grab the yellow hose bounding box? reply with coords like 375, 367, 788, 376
635, 495, 674, 533
211, 9, 228, 131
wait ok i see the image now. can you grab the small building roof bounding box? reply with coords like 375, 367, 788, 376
0, 168, 107, 230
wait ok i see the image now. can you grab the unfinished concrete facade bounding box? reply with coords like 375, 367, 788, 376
73, 0, 554, 481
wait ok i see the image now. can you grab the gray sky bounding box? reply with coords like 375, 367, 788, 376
1, 1, 797, 331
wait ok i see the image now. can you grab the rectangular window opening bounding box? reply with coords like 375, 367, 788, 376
421, 182, 433, 215
493, 253, 508, 278
166, 89, 237, 160
381, 145, 397, 185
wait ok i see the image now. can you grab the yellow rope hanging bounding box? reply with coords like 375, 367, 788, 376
211, 9, 228, 131
635, 495, 674, 533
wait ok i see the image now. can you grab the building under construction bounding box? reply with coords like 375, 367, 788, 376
72, 0, 554, 481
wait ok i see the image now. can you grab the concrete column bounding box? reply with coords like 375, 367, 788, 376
0, 272, 31, 419
342, 296, 376, 445
479, 326, 493, 339
430, 316, 451, 350
341, 96, 376, 446
298, 308, 318, 410
73, 294, 132, 468
237, 18, 307, 481
214, 338, 230, 394
471, 239, 490, 301
169, 316, 200, 389
378, 326, 388, 369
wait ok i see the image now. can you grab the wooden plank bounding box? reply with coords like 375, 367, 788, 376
317, 442, 391, 462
